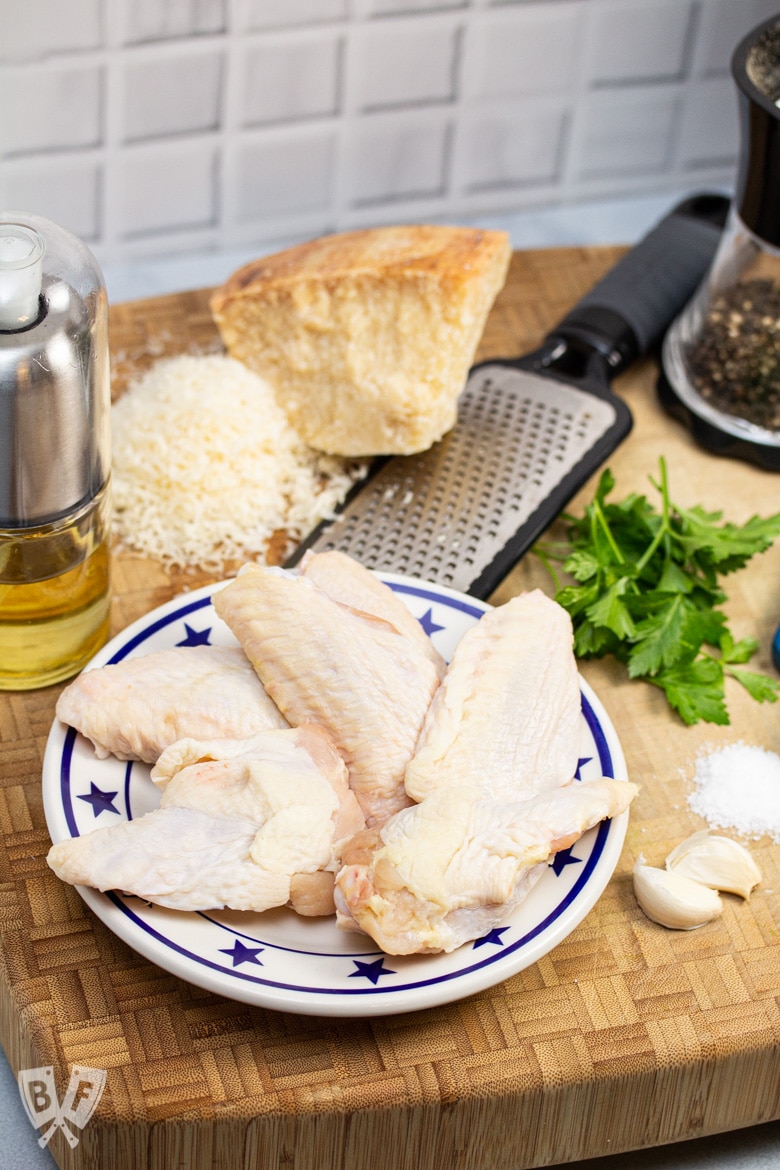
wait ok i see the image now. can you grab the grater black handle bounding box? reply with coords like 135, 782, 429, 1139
551, 193, 730, 370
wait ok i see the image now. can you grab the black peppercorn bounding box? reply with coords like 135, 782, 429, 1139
685, 278, 780, 431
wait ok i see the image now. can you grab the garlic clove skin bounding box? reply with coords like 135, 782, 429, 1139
633, 854, 722, 930
665, 830, 761, 900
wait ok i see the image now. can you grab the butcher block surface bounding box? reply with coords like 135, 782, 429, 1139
1, 247, 778, 1170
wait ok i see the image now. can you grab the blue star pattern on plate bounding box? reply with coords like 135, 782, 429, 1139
418, 608, 444, 637
574, 756, 592, 780
472, 926, 510, 949
177, 623, 212, 646
550, 846, 583, 877
219, 940, 265, 967
77, 782, 120, 818
47, 575, 627, 1015
349, 957, 397, 984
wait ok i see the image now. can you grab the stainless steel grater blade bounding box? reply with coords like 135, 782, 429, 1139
294, 365, 619, 596
288, 194, 730, 598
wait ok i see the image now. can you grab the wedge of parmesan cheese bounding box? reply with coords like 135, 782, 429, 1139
210, 225, 512, 457
111, 353, 366, 570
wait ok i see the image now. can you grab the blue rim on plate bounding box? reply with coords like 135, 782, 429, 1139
42, 575, 630, 1017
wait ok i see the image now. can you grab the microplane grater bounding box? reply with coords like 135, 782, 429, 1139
295, 368, 618, 596
289, 194, 730, 599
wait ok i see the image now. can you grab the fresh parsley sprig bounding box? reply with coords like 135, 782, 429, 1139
534, 457, 780, 725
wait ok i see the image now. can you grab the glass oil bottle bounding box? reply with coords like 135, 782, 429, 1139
0, 213, 112, 690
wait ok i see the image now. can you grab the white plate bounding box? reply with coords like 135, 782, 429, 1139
43, 574, 630, 1017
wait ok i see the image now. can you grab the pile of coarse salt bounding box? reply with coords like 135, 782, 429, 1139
686, 742, 780, 843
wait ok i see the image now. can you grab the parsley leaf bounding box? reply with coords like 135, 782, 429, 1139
651, 660, 730, 726
725, 667, 780, 704
719, 633, 759, 664
564, 549, 601, 583
586, 578, 636, 641
534, 458, 780, 725
627, 594, 694, 677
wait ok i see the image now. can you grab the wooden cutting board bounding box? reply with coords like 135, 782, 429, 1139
1, 248, 778, 1170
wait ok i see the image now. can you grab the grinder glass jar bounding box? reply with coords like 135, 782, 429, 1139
661, 15, 780, 464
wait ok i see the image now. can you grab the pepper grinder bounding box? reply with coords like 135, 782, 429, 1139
659, 13, 780, 469
0, 213, 112, 690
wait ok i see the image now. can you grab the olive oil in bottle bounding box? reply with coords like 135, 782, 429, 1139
0, 487, 111, 690
0, 214, 112, 690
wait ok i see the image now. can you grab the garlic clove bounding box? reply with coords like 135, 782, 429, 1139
665, 830, 761, 900
633, 854, 722, 930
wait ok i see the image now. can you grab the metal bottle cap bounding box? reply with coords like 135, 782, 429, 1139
0, 214, 111, 527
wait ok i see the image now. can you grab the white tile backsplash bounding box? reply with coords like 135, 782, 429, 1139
242, 0, 349, 30
467, 5, 585, 100
365, 0, 469, 15
1, 0, 759, 265
122, 48, 224, 141
121, 0, 227, 44
231, 128, 337, 220
0, 0, 103, 63
573, 87, 680, 179
352, 20, 460, 110
1, 64, 103, 155
0, 157, 101, 239
457, 99, 567, 192
240, 32, 342, 125
586, 0, 694, 85
676, 76, 740, 168
345, 111, 451, 205
118, 140, 218, 235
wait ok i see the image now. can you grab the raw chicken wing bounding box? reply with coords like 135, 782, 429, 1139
213, 563, 441, 826
405, 589, 581, 803
336, 777, 637, 953
56, 645, 288, 764
300, 550, 446, 679
335, 590, 638, 952
47, 725, 364, 916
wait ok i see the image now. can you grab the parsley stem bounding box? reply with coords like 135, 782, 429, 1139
636, 456, 671, 574
531, 539, 570, 561
593, 499, 625, 564
532, 544, 561, 591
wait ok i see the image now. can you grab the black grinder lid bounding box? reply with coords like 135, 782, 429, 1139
733, 14, 780, 249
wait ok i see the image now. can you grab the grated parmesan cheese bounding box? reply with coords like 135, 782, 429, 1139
111, 354, 367, 570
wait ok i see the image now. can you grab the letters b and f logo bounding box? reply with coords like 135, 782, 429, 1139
18, 1065, 106, 1148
